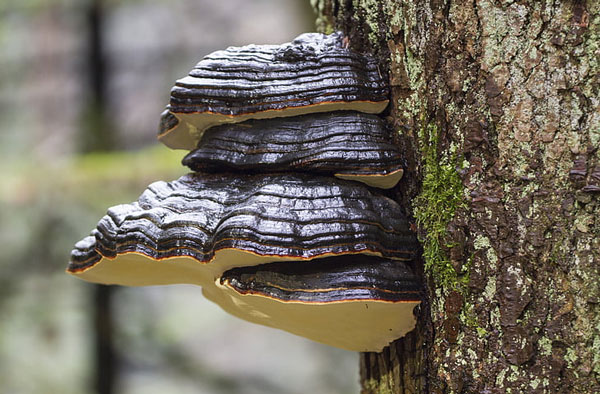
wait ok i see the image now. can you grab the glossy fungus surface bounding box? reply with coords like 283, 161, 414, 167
212, 256, 420, 351
159, 32, 389, 149
68, 173, 420, 351
182, 112, 403, 188
220, 255, 420, 303
68, 172, 418, 285
70, 31, 423, 351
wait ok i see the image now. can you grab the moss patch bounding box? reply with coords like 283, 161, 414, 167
413, 122, 467, 291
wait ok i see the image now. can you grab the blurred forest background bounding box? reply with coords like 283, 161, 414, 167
0, 0, 360, 393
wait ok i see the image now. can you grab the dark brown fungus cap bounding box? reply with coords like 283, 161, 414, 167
159, 32, 389, 150
213, 256, 421, 351
68, 172, 417, 281
182, 112, 403, 189
220, 256, 420, 304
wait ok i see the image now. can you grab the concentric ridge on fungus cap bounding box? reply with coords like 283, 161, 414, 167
182, 112, 404, 189
67, 172, 418, 277
159, 32, 390, 150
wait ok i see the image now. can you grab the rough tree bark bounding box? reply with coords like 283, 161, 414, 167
311, 1, 599, 393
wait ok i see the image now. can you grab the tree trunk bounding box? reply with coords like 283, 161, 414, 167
83, 1, 117, 393
312, 1, 599, 392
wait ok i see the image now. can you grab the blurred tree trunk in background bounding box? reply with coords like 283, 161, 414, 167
93, 284, 115, 394
82, 1, 117, 393
82, 0, 115, 153
312, 1, 599, 393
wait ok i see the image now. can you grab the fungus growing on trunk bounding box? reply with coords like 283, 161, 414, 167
215, 256, 420, 351
182, 112, 404, 189
68, 173, 419, 350
159, 32, 389, 150
68, 172, 417, 280
70, 32, 422, 352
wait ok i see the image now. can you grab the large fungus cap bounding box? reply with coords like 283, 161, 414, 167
182, 112, 404, 189
68, 173, 419, 351
68, 172, 417, 284
159, 32, 389, 150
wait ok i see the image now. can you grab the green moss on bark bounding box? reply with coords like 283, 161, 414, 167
413, 123, 467, 291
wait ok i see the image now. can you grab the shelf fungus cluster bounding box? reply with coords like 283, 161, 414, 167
68, 32, 421, 352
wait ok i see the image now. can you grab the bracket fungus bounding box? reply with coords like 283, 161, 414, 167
158, 32, 389, 150
69, 32, 421, 352
68, 173, 419, 351
182, 112, 404, 189
68, 172, 417, 278
215, 257, 420, 351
